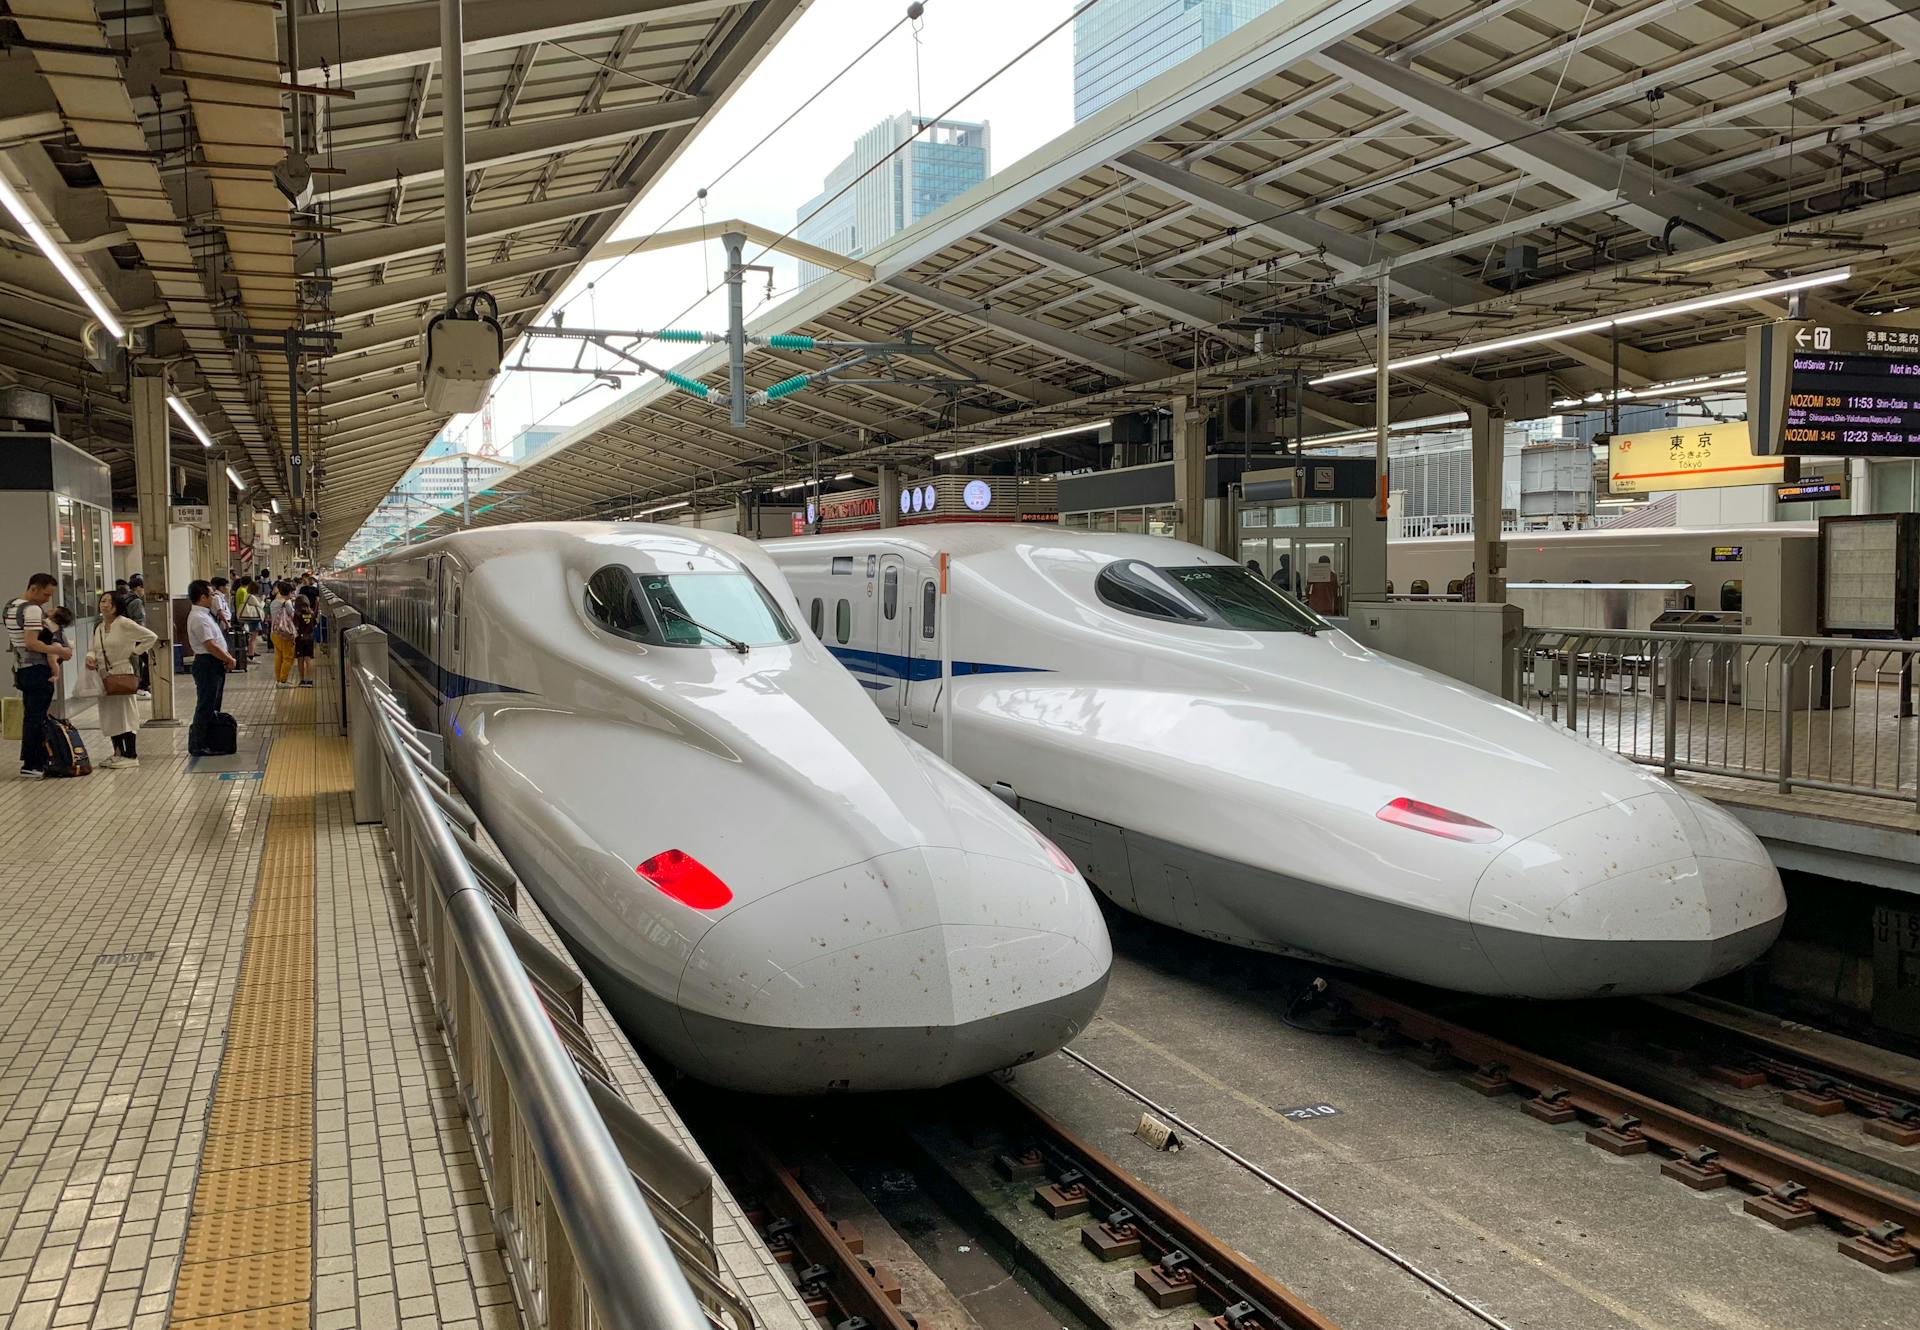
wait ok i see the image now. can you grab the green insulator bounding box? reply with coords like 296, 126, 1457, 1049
765, 375, 809, 399
657, 328, 705, 343
662, 371, 710, 398
767, 334, 816, 350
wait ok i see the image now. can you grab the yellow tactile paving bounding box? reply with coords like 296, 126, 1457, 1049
168, 737, 322, 1327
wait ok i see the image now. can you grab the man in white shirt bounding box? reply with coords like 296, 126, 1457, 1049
186, 579, 236, 755
8, 572, 62, 777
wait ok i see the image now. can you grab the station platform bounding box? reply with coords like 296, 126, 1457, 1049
0, 655, 808, 1330
992, 918, 1918, 1330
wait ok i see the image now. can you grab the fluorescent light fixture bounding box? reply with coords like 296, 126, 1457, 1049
1304, 411, 1469, 447
1310, 269, 1850, 386
226, 466, 246, 490
769, 471, 858, 494
270, 499, 282, 514
167, 395, 216, 448
0, 173, 125, 341
632, 500, 689, 518
1552, 373, 1749, 410
934, 419, 1111, 461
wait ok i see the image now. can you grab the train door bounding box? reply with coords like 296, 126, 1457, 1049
875, 554, 907, 722
905, 570, 939, 731
438, 558, 466, 735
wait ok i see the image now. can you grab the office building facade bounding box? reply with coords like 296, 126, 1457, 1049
1073, 0, 1283, 121
795, 113, 989, 284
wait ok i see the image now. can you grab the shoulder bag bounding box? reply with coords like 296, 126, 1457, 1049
100, 626, 139, 696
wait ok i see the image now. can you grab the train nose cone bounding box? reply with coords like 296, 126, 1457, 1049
1468, 788, 1785, 998
676, 846, 1110, 1093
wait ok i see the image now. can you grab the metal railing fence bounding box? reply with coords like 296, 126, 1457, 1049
339, 631, 752, 1330
1511, 627, 1920, 808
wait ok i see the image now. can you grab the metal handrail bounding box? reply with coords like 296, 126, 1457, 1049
349, 660, 713, 1330
1512, 625, 1919, 809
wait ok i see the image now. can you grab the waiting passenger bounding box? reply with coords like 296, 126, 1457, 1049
88, 590, 159, 767
7, 573, 62, 778
1460, 564, 1477, 603
270, 580, 298, 687
293, 594, 317, 688
237, 577, 265, 663
123, 573, 152, 697
185, 579, 235, 755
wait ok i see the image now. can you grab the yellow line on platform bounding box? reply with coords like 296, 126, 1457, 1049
166, 729, 346, 1327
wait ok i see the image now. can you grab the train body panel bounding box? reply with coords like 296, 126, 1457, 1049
766, 525, 1786, 999
331, 522, 1109, 1092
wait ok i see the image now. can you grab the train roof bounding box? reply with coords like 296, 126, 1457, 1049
765, 523, 1235, 566
341, 521, 774, 576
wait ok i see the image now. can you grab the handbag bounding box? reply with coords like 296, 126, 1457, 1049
99, 630, 139, 696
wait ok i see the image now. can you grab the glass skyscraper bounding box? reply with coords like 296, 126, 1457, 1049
1074, 0, 1283, 121
794, 113, 990, 285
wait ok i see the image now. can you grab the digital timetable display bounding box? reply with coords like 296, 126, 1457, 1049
1782, 352, 1920, 455
1749, 320, 1920, 457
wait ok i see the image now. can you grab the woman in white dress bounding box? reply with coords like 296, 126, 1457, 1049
87, 589, 159, 768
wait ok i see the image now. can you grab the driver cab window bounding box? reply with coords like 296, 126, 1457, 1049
585, 565, 647, 635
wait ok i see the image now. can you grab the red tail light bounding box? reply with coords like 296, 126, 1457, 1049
1031, 827, 1078, 876
1376, 797, 1501, 844
637, 849, 733, 909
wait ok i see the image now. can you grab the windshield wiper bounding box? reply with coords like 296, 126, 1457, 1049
658, 603, 750, 654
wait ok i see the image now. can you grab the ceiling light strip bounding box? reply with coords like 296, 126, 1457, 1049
1310, 270, 1850, 387
167, 395, 217, 449
0, 174, 126, 341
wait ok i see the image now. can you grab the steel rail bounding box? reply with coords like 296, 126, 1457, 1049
737, 1141, 917, 1330
988, 1077, 1346, 1330
354, 662, 712, 1329
1324, 981, 1920, 1238
1031, 1058, 1499, 1330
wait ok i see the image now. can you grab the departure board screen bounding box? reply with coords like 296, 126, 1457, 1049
1750, 321, 1920, 457
1783, 351, 1920, 456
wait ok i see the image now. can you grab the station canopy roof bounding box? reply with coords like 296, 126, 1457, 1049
389, 0, 1920, 554
0, 0, 804, 548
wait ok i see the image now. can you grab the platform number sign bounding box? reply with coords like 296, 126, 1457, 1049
1278, 1103, 1341, 1121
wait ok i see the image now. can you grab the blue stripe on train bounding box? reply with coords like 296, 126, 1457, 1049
382, 624, 525, 702
827, 645, 1044, 683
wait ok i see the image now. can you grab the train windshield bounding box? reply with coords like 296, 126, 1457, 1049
637, 573, 797, 648
586, 564, 796, 648
1096, 560, 1323, 633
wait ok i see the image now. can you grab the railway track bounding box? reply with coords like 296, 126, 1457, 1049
1315, 979, 1920, 1275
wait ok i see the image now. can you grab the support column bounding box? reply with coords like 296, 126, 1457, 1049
1469, 404, 1507, 605
207, 448, 231, 579
878, 466, 900, 529
130, 371, 177, 724
723, 230, 748, 430
1171, 394, 1208, 548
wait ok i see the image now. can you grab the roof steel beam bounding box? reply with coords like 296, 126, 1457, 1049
980, 221, 1242, 331
315, 99, 709, 201
1316, 42, 1763, 244
284, 0, 743, 80
306, 189, 634, 273
885, 277, 1180, 382
327, 250, 587, 321
1114, 151, 1489, 309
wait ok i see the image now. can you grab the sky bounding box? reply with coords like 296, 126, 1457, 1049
430, 0, 1079, 468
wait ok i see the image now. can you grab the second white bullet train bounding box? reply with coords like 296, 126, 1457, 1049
330, 523, 1110, 1093
767, 525, 1787, 999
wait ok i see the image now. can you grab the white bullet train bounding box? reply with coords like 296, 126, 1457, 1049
329, 523, 1110, 1093
766, 524, 1787, 1000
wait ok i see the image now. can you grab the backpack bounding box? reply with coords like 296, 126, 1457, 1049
44, 715, 91, 777
271, 599, 296, 638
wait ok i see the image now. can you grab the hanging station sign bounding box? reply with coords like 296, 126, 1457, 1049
1748, 320, 1920, 457
1606, 421, 1787, 494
